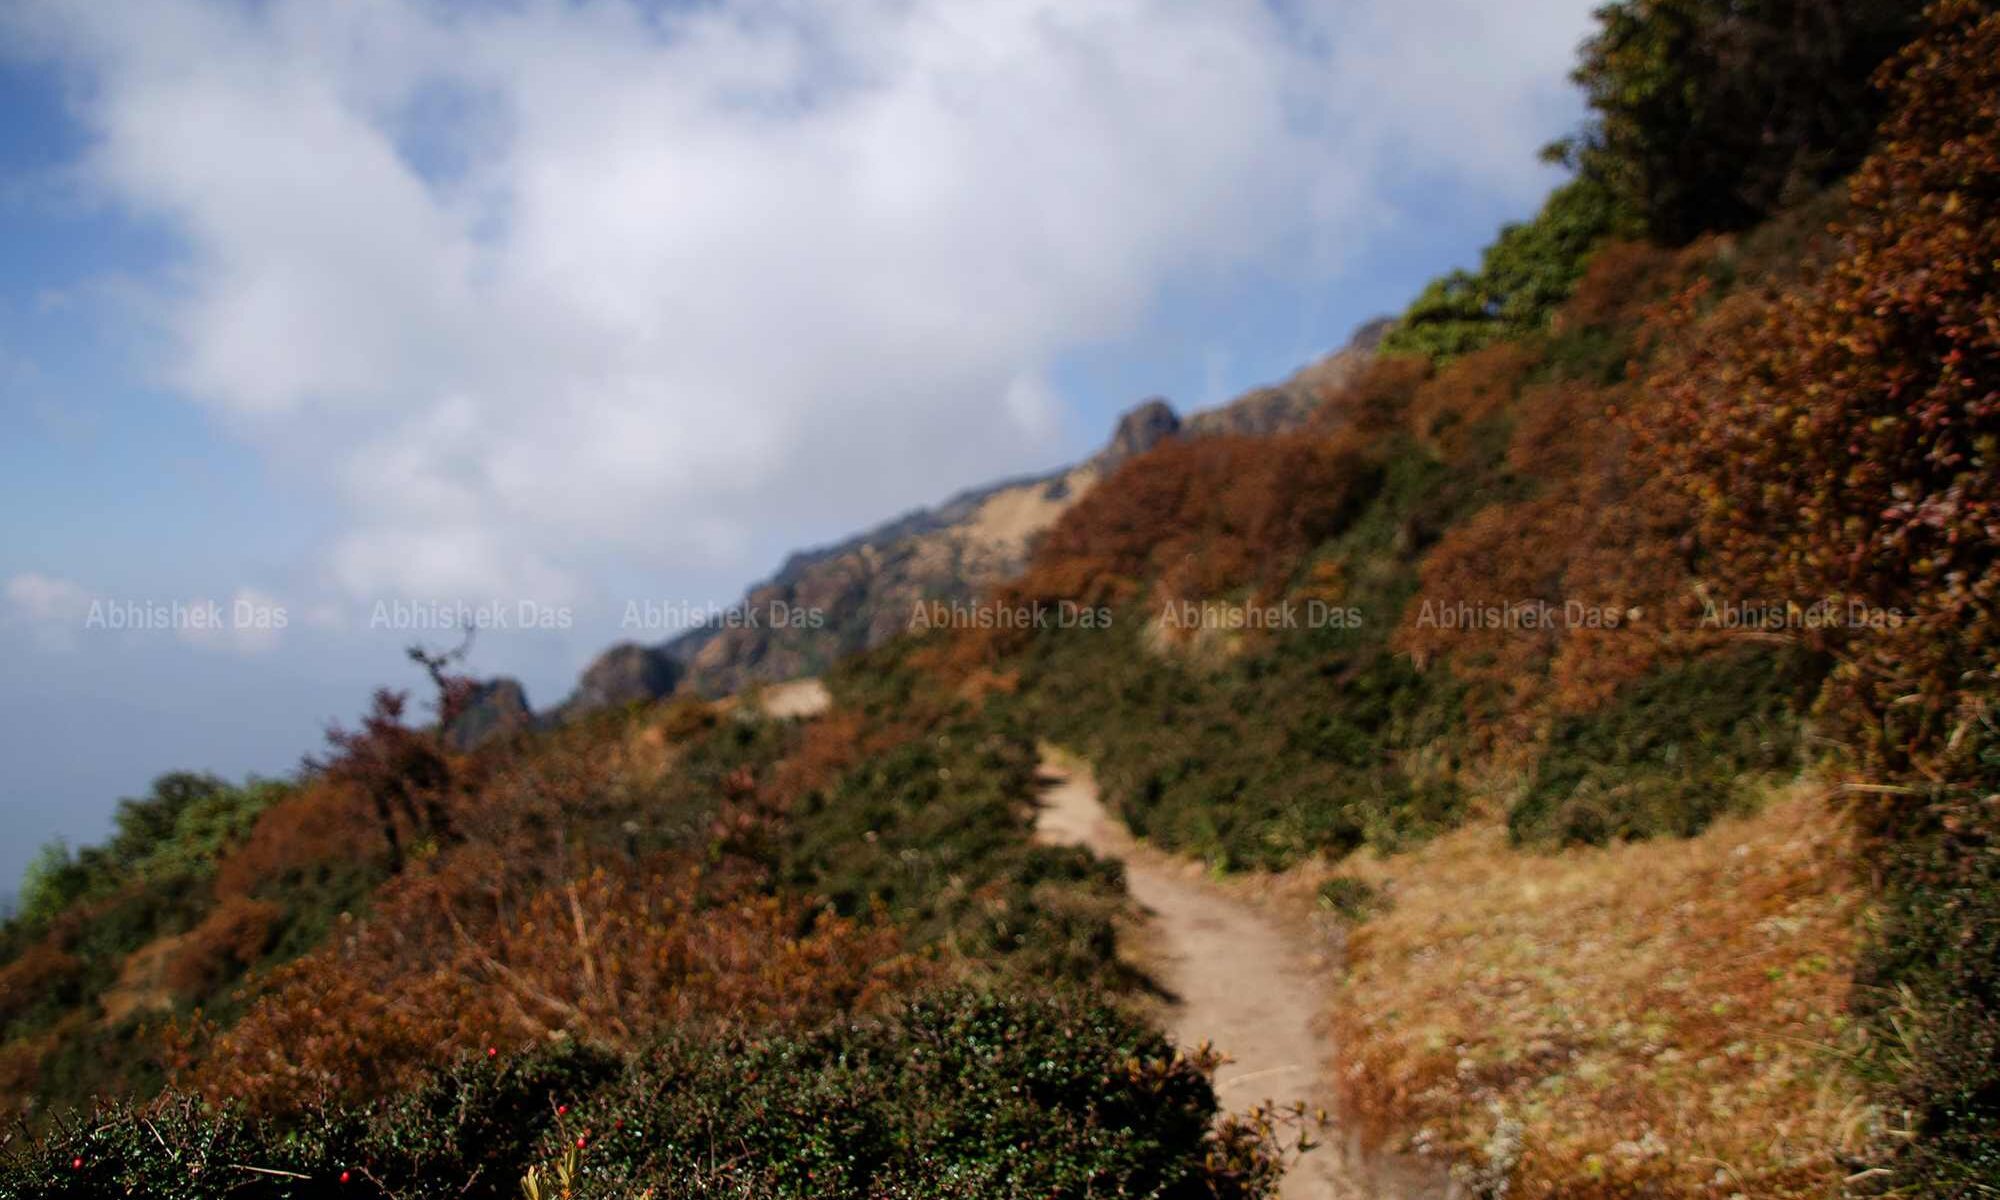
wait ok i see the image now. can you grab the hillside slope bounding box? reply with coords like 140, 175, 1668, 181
5, 3, 1994, 1197
526, 327, 1386, 715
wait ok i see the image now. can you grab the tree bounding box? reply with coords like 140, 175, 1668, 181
1563, 0, 1919, 243
13, 842, 84, 927
1380, 175, 1631, 359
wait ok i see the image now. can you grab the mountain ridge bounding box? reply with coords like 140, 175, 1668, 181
454, 320, 1388, 740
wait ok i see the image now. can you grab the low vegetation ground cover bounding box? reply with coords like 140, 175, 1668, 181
3, 989, 1283, 1200
1330, 783, 1869, 1198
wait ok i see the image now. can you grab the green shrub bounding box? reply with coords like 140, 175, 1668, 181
1853, 756, 2000, 1192
778, 718, 1129, 984
1315, 877, 1385, 921
1561, 0, 1914, 243
1380, 176, 1630, 361
0, 990, 1285, 1200
1510, 647, 1818, 846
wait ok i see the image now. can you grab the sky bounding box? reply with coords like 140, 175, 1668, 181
0, 0, 1600, 895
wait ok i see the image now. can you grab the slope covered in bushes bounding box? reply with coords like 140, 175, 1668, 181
3, 0, 1996, 1194
6, 990, 1283, 1200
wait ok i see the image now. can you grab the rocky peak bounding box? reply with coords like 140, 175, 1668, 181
442, 677, 533, 751
561, 642, 683, 717
1094, 398, 1181, 471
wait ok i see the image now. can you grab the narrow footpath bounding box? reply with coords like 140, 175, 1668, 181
1033, 751, 1454, 1200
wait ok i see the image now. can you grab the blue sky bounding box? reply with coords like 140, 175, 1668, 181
0, 0, 1599, 894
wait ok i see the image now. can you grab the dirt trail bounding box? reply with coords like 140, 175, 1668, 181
1034, 751, 1454, 1200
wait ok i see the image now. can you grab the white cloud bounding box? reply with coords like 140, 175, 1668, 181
5, 573, 97, 649
6, 574, 290, 656
8, 0, 1598, 607
176, 587, 289, 656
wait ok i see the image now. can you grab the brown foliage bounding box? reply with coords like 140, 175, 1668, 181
1310, 353, 1433, 440
0, 943, 81, 1026
212, 781, 384, 901
1012, 432, 1376, 611
309, 688, 467, 874
1407, 341, 1538, 455
1642, 0, 2000, 799
186, 858, 915, 1113
1397, 334, 1711, 741
1554, 239, 1697, 334
162, 896, 281, 996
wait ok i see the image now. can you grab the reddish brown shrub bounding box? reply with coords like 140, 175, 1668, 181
1309, 353, 1433, 439
1010, 432, 1376, 613
187, 858, 916, 1113
1642, 0, 2000, 798
0, 942, 82, 1026
211, 781, 384, 901
1553, 239, 1696, 336
162, 896, 281, 995
1407, 342, 1539, 455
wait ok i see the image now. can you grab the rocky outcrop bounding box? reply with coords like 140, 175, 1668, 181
1183, 329, 1380, 440
442, 677, 533, 751
558, 643, 683, 717
1093, 398, 1181, 471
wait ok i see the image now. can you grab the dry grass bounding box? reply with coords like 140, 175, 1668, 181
1327, 782, 1874, 1197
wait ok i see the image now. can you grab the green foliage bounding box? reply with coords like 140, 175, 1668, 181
1315, 877, 1385, 921
0, 990, 1279, 1200
13, 842, 87, 928
1510, 647, 1817, 846
1854, 790, 2000, 1192
1380, 176, 1630, 360
0, 776, 295, 1117
997, 617, 1464, 873
6, 776, 284, 939
1562, 0, 1915, 243
779, 706, 1130, 984
962, 433, 1495, 873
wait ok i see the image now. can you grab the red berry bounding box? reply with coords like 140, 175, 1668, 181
487, 1046, 498, 1057
340, 1171, 351, 1184
71, 1157, 82, 1170
575, 1136, 587, 1149
557, 1104, 568, 1114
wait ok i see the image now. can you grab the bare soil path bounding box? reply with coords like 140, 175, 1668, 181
1033, 750, 1454, 1200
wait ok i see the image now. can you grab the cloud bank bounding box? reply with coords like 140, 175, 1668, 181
9, 0, 1596, 608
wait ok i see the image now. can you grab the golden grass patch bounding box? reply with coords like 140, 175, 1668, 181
1330, 784, 1873, 1197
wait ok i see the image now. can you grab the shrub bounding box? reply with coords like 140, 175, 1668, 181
187, 857, 914, 1113
1379, 176, 1631, 359
1645, 0, 2000, 805
1854, 807, 2000, 1189
0, 943, 85, 1030
1005, 432, 1378, 616
3, 990, 1291, 1200
1561, 0, 1916, 243
1510, 647, 1815, 845
160, 895, 282, 996
1315, 877, 1385, 921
